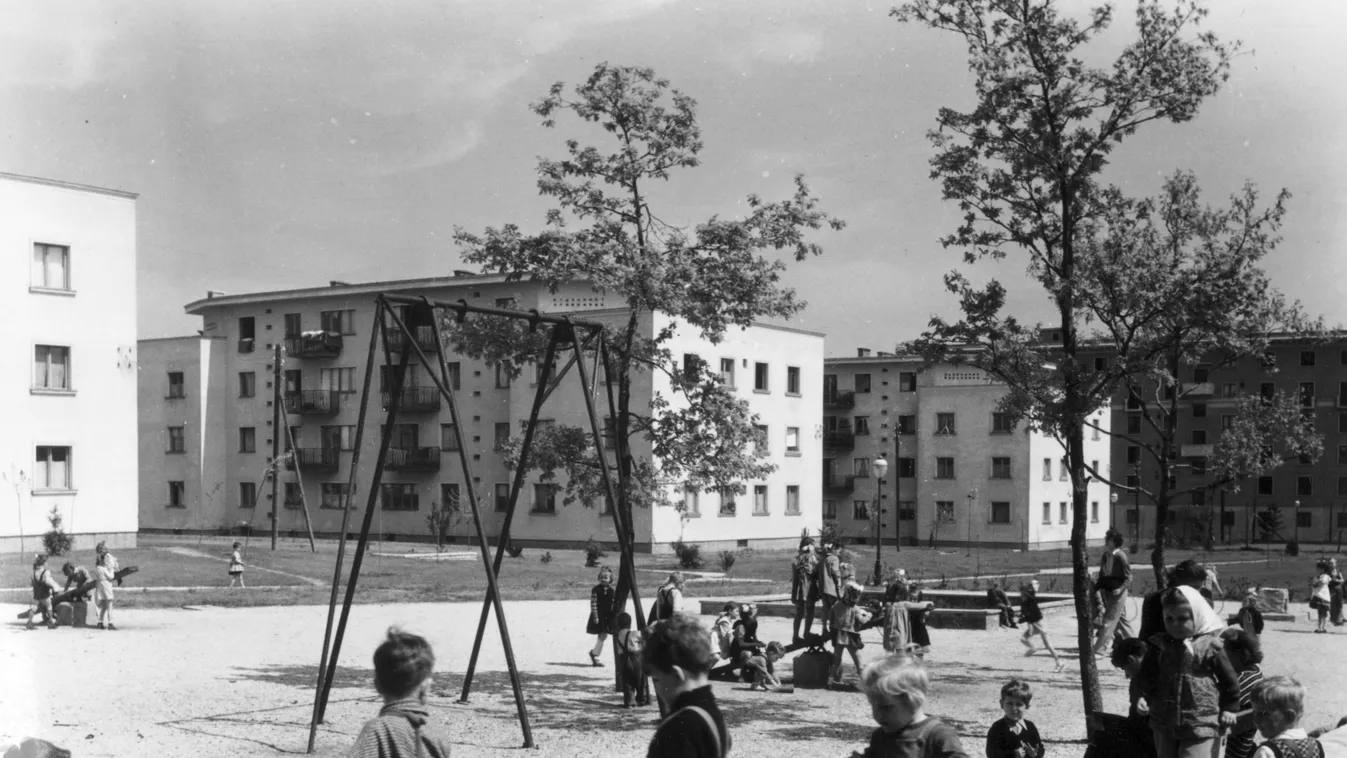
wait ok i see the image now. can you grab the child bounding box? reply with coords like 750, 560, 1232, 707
988, 581, 1018, 629
1329, 558, 1345, 626
643, 614, 732, 758
1311, 561, 1332, 634
712, 602, 739, 661
883, 580, 934, 659
347, 627, 452, 758
1232, 589, 1265, 636
1019, 581, 1063, 672
228, 541, 246, 588
1222, 628, 1264, 758
614, 611, 650, 708
849, 655, 968, 757
729, 604, 765, 665
830, 582, 870, 688
1250, 677, 1321, 758
816, 542, 842, 636
985, 679, 1043, 758
587, 565, 615, 666
907, 581, 933, 658
26, 554, 60, 630
93, 551, 116, 630
1108, 637, 1160, 758
792, 540, 819, 642
743, 641, 785, 691
1138, 585, 1239, 758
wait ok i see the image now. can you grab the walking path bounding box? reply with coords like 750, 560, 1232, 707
160, 546, 326, 585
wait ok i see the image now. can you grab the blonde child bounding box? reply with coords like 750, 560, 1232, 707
94, 551, 116, 630
830, 582, 871, 688
228, 541, 246, 588
849, 655, 968, 758
1019, 580, 1063, 672
985, 680, 1043, 758
1311, 561, 1332, 634
347, 627, 452, 757
1250, 677, 1321, 758
587, 565, 615, 666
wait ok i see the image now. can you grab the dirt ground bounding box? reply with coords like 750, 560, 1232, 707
3, 597, 1346, 757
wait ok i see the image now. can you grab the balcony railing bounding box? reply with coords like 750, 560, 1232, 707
823, 429, 855, 450
238, 338, 255, 354
284, 389, 341, 416
286, 447, 339, 471
1181, 444, 1214, 458
824, 475, 856, 492
381, 386, 441, 412
383, 325, 440, 354
823, 390, 856, 409
1181, 382, 1214, 398
283, 331, 344, 358
386, 446, 442, 472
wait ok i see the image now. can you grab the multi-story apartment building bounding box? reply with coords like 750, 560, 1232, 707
1, 172, 139, 553
824, 351, 1111, 550
138, 275, 823, 552
1103, 336, 1347, 546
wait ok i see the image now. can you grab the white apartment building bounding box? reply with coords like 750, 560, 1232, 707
0, 172, 139, 553
137, 275, 823, 552
825, 352, 1111, 550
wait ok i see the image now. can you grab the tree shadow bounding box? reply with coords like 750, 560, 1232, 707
228, 663, 372, 691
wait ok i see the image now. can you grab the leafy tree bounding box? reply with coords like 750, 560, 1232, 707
447, 63, 841, 624
893, 0, 1245, 725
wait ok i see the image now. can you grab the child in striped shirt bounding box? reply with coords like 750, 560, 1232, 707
1222, 628, 1264, 758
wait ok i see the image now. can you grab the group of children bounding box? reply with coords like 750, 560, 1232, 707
26, 544, 120, 631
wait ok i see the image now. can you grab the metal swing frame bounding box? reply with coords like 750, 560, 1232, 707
305, 293, 645, 752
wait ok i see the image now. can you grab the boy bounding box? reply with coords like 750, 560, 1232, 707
27, 555, 60, 630
849, 655, 968, 758
644, 613, 731, 758
744, 641, 785, 691
988, 581, 1017, 629
985, 680, 1043, 758
614, 612, 651, 708
1105, 638, 1160, 758
1250, 677, 1321, 758
347, 627, 452, 758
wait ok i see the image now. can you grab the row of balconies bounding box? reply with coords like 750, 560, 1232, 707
283, 386, 443, 416
240, 326, 442, 359
285, 446, 442, 473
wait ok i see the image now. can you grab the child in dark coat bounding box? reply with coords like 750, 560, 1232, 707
613, 611, 650, 708
985, 680, 1043, 758
848, 655, 969, 758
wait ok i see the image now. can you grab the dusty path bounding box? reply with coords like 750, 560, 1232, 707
162, 546, 327, 586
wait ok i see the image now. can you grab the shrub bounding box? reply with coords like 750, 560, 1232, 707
540, 551, 553, 564
1285, 541, 1300, 557
42, 506, 72, 557
671, 539, 704, 569
718, 550, 737, 573
506, 541, 524, 558
584, 536, 606, 567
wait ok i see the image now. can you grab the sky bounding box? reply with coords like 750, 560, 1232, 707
4, 0, 1345, 357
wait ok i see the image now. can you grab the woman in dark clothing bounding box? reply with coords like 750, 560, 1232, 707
587, 565, 615, 666
1329, 558, 1345, 626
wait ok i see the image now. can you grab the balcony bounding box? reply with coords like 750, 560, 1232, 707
284, 389, 341, 416
1181, 444, 1214, 458
385, 446, 441, 473
823, 423, 855, 450
238, 338, 255, 354
824, 475, 856, 492
286, 447, 339, 472
381, 386, 441, 412
284, 331, 343, 359
824, 390, 856, 409
1181, 382, 1214, 398
383, 325, 440, 354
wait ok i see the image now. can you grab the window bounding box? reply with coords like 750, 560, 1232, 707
380, 483, 419, 511
1222, 414, 1234, 430
787, 366, 801, 395
854, 416, 871, 436
239, 481, 257, 509
1042, 502, 1052, 525
321, 425, 355, 451
1126, 475, 1139, 488
32, 345, 71, 390
533, 483, 557, 514
168, 481, 186, 508
991, 457, 1012, 480
1297, 476, 1313, 496
239, 427, 256, 453
898, 501, 916, 521
719, 488, 737, 517
316, 367, 355, 395
1091, 501, 1099, 523
1260, 382, 1275, 401
167, 426, 186, 454
719, 358, 735, 387
440, 424, 461, 452
438, 483, 460, 513
239, 372, 256, 398
897, 458, 916, 478
852, 500, 869, 520
1059, 502, 1069, 524
854, 458, 872, 478
603, 416, 617, 449
493, 423, 510, 451
1060, 457, 1068, 480
1340, 445, 1347, 466
1042, 458, 1052, 481
785, 485, 800, 515
754, 362, 769, 392
1127, 446, 1141, 465
285, 425, 301, 451
936, 501, 955, 524
1126, 509, 1138, 525
754, 424, 769, 454
1299, 382, 1315, 408
1257, 476, 1273, 495
1301, 350, 1316, 367
1193, 458, 1207, 475
897, 415, 916, 435
31, 242, 70, 290
1127, 415, 1142, 434
936, 413, 956, 435
1193, 366, 1211, 383
991, 501, 1011, 524
495, 362, 511, 388
495, 483, 510, 512
753, 485, 769, 515
679, 353, 702, 383
1341, 413, 1347, 434
823, 499, 837, 520
991, 412, 1014, 434
1126, 392, 1142, 410
1192, 429, 1208, 445
285, 369, 303, 394
283, 313, 302, 338
165, 371, 186, 399
936, 457, 955, 480
1192, 403, 1206, 418
321, 483, 351, 509
898, 372, 916, 392
1221, 383, 1238, 398
683, 485, 700, 516
1191, 490, 1206, 507
855, 374, 872, 393
1094, 356, 1108, 371
284, 482, 303, 508
239, 317, 256, 352
391, 423, 418, 448
33, 445, 72, 490
321, 309, 356, 335
785, 427, 800, 454
1091, 421, 1101, 441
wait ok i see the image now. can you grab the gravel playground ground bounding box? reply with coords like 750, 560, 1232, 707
3, 597, 1347, 758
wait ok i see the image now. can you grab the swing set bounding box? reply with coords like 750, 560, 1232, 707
305, 293, 646, 752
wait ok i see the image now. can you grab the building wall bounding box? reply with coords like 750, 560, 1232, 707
0, 174, 138, 552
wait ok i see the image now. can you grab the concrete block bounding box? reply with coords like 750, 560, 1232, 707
1251, 588, 1288, 613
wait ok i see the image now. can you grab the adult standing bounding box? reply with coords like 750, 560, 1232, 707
1329, 558, 1344, 626
1137, 559, 1207, 642
93, 551, 116, 630
815, 542, 841, 637
790, 539, 818, 643
96, 541, 121, 586
26, 555, 60, 630
587, 565, 615, 666
1092, 530, 1133, 656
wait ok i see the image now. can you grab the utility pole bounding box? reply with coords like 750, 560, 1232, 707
271, 344, 282, 550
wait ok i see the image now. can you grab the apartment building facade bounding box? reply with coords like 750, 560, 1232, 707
138, 275, 823, 552
0, 173, 139, 553
824, 353, 1111, 550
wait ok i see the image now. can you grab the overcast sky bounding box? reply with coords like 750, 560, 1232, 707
4, 1, 1344, 356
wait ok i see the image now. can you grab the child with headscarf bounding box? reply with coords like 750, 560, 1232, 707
828, 582, 872, 688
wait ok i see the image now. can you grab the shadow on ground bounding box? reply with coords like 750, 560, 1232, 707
228, 663, 372, 691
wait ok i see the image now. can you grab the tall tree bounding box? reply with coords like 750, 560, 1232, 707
448, 63, 842, 624
893, 0, 1241, 727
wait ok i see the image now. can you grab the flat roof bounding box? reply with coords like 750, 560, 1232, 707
184, 272, 517, 314
137, 334, 224, 344
0, 171, 138, 200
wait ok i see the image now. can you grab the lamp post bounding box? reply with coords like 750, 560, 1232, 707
872, 455, 888, 586
966, 489, 977, 557
1294, 499, 1301, 550
1132, 462, 1141, 549
1110, 492, 1119, 536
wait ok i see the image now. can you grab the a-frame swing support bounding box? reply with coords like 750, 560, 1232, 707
306, 294, 640, 753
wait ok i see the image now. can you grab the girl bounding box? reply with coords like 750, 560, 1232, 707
1139, 585, 1239, 758
228, 541, 246, 588
94, 551, 116, 630
908, 580, 934, 658
883, 578, 934, 659
1222, 628, 1264, 758
829, 582, 871, 688
712, 602, 739, 661
1019, 580, 1063, 672
1329, 558, 1344, 626
587, 565, 615, 666
1311, 560, 1332, 633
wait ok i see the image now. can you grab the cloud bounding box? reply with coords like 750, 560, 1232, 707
723, 29, 826, 70
0, 5, 119, 89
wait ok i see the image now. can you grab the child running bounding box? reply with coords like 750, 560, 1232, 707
985, 680, 1044, 758
228, 541, 246, 588
1250, 677, 1321, 758
1222, 628, 1264, 758
848, 654, 969, 758
1019, 580, 1063, 672
347, 627, 452, 758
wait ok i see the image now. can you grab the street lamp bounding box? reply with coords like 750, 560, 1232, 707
1294, 499, 1301, 550
872, 455, 889, 586
966, 489, 978, 557
1110, 492, 1119, 535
